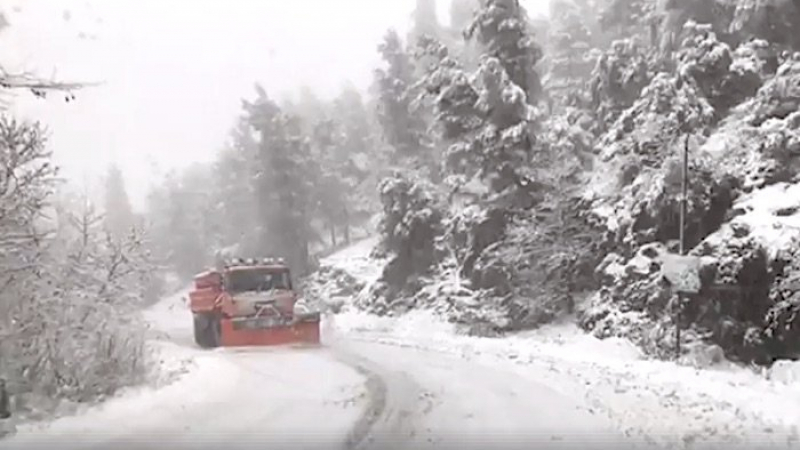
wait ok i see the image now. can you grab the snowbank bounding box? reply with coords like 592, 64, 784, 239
320, 236, 382, 286
724, 182, 800, 257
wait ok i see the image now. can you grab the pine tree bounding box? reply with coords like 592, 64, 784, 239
546, 0, 594, 108
447, 0, 483, 70
333, 85, 374, 169
374, 29, 428, 168
415, 36, 537, 197
449, 0, 479, 33
145, 169, 214, 279
730, 0, 800, 50
598, 0, 656, 38
212, 117, 260, 251
309, 117, 349, 246
332, 85, 385, 232
283, 85, 330, 135
243, 85, 316, 274
103, 163, 136, 241
466, 0, 544, 102
410, 0, 442, 44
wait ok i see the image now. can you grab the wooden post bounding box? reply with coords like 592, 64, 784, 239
676, 133, 689, 360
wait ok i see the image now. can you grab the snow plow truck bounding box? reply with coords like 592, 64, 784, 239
188, 258, 321, 348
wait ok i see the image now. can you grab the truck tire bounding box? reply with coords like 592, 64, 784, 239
193, 313, 221, 349
208, 315, 221, 347
192, 314, 209, 348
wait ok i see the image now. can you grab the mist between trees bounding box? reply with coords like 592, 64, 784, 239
3, 0, 800, 422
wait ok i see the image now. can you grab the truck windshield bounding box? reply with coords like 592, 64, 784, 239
225, 269, 291, 293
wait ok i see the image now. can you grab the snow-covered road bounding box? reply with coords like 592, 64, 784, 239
0, 239, 639, 449
334, 338, 640, 450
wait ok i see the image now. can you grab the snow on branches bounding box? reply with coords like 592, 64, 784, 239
0, 118, 155, 416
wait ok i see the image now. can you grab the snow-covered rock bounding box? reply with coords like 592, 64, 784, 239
768, 359, 800, 385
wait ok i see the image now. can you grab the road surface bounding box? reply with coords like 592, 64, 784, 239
0, 292, 644, 450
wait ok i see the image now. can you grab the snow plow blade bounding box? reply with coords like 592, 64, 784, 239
219, 313, 321, 347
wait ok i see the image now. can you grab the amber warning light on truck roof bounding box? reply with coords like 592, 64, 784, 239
223, 257, 286, 267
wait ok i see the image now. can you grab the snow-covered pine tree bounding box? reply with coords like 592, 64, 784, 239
102, 163, 136, 241
449, 0, 480, 33
310, 116, 350, 247
545, 0, 595, 109
244, 85, 317, 275
730, 0, 800, 50
212, 116, 260, 254
144, 168, 215, 279
374, 29, 430, 171
331, 86, 386, 234
466, 0, 545, 102
409, 0, 442, 44
598, 0, 657, 40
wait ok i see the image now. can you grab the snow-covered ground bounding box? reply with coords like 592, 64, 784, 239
322, 236, 383, 288
0, 235, 636, 450
5, 236, 799, 449
1, 291, 367, 449
322, 237, 800, 450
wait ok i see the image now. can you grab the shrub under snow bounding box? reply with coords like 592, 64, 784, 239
0, 118, 155, 421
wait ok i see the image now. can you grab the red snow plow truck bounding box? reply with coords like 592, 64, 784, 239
188, 258, 321, 348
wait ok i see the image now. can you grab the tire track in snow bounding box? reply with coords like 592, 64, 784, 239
333, 346, 423, 450
338, 354, 388, 449
149, 299, 423, 450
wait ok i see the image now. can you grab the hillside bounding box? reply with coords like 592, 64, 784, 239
137, 0, 800, 368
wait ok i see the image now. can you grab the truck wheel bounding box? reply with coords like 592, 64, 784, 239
193, 313, 220, 349
193, 314, 209, 348
207, 315, 221, 347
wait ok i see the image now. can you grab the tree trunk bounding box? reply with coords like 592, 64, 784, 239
343, 205, 351, 245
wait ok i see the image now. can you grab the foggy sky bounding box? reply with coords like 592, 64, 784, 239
2, 0, 548, 210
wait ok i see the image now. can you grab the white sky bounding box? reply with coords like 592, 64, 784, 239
2, 0, 548, 210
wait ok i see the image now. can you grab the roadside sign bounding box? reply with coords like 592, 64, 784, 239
661, 254, 702, 294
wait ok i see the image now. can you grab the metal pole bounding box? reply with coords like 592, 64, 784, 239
676, 133, 689, 360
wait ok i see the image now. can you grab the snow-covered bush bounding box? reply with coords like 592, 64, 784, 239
375, 173, 445, 297
676, 21, 762, 114
579, 25, 800, 366
464, 202, 603, 332
707, 110, 800, 193
764, 240, 800, 359
745, 55, 800, 126
615, 154, 739, 251
3, 203, 153, 408
0, 117, 154, 418
581, 184, 800, 364
589, 38, 653, 132
729, 0, 800, 50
